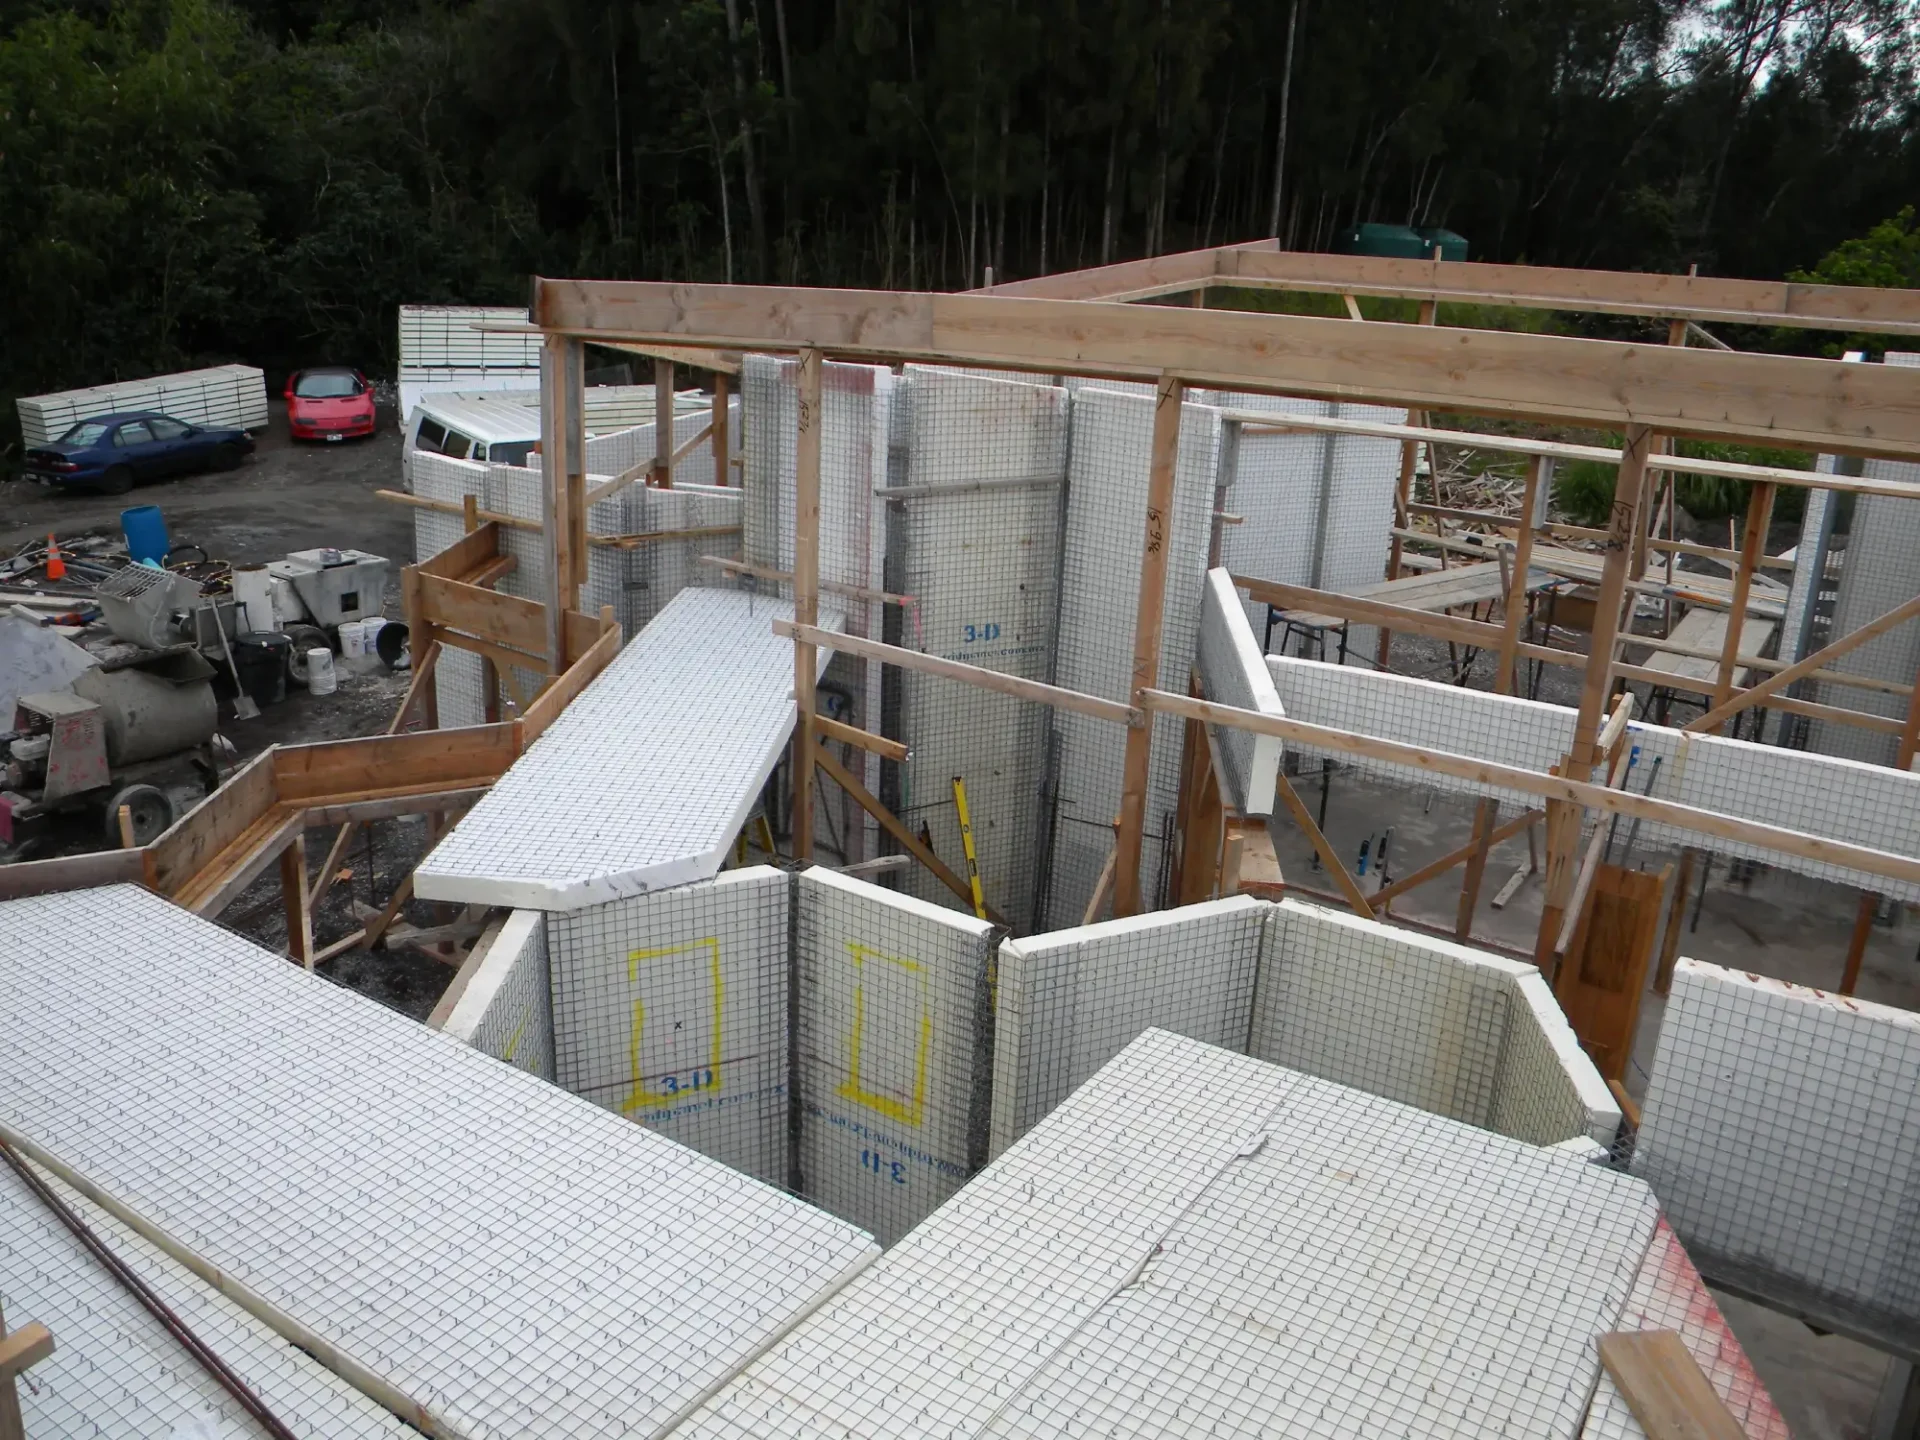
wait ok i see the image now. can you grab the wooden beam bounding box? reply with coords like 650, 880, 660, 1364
148, 748, 279, 897
1367, 809, 1543, 911
300, 786, 490, 828
0, 847, 145, 902
712, 373, 731, 486
1655, 849, 1696, 996
1114, 374, 1184, 916
177, 809, 304, 917
1235, 573, 1513, 651
271, 724, 519, 803
1138, 689, 1920, 892
774, 621, 1139, 725
540, 335, 569, 669
280, 832, 313, 967
791, 348, 823, 862
1614, 666, 1905, 735
1711, 482, 1774, 725
813, 745, 1006, 925
1682, 589, 1920, 735
1082, 844, 1120, 925
815, 714, 910, 763
0, 1310, 53, 1440
652, 356, 675, 488
529, 278, 1920, 459
417, 573, 549, 657
363, 874, 415, 949
1378, 297, 1439, 667
1272, 772, 1372, 917
518, 620, 622, 749
600, 339, 744, 374
1597, 1330, 1746, 1440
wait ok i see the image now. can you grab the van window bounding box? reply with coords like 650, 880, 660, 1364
414, 417, 448, 452
439, 429, 475, 459
484, 441, 538, 467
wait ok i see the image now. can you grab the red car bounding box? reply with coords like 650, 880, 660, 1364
286, 366, 377, 441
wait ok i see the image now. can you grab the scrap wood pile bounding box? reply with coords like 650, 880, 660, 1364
2, 528, 231, 624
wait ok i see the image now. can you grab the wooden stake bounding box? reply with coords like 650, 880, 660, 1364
116, 804, 135, 849
1456, 800, 1499, 938
1273, 772, 1372, 917
1112, 373, 1185, 916
712, 372, 731, 486
790, 348, 823, 862
1597, 1330, 1746, 1440
1368, 808, 1541, 911
0, 1303, 54, 1440
1376, 298, 1438, 667
279, 832, 313, 968
652, 357, 675, 488
1655, 848, 1695, 996
1710, 481, 1774, 726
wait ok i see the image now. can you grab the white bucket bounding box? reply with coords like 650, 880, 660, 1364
232, 564, 275, 636
339, 619, 367, 660
306, 647, 337, 695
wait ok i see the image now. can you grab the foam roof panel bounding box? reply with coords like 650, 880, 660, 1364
0, 885, 877, 1440
416, 586, 837, 911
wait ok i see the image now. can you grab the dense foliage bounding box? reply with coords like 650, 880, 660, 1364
2, 0, 1918, 423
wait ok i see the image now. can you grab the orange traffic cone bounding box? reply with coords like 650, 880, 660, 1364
44, 533, 64, 582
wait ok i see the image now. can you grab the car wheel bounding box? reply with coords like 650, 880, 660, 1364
103, 783, 175, 846
99, 465, 134, 496
285, 624, 331, 688
214, 442, 245, 472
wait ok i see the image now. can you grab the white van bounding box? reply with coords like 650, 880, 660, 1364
403, 394, 542, 469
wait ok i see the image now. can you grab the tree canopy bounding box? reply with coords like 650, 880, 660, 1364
2, 0, 1918, 419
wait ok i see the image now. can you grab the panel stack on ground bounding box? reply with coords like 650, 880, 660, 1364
16, 364, 269, 447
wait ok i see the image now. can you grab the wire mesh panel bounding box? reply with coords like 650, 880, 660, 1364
1196, 567, 1284, 814
0, 1161, 417, 1440
438, 909, 555, 1081
891, 367, 1069, 931
1633, 959, 1920, 1340
625, 483, 743, 633
678, 1028, 1662, 1440
0, 884, 879, 1440
487, 463, 619, 702
795, 867, 994, 1246
1780, 454, 1841, 667
546, 868, 790, 1187
1043, 387, 1224, 927
988, 896, 1266, 1157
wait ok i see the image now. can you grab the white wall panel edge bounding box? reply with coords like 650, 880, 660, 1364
1509, 968, 1621, 1143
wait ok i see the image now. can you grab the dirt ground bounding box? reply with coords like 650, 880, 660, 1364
3, 399, 459, 1013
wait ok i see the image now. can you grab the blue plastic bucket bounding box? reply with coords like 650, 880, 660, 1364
121, 505, 169, 565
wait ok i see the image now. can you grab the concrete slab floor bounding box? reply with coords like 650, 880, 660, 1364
1263, 761, 1918, 1438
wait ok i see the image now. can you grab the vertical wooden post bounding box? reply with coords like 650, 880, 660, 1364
565, 342, 588, 614
652, 357, 676, 488
1112, 373, 1185, 916
1711, 481, 1774, 727
1536, 423, 1652, 965
1655, 847, 1696, 995
402, 562, 439, 730
0, 1302, 55, 1440
1376, 297, 1438, 668
280, 832, 313, 968
791, 348, 824, 862
539, 334, 585, 672
712, 372, 731, 486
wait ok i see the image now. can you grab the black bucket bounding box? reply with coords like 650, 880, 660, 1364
233, 632, 291, 708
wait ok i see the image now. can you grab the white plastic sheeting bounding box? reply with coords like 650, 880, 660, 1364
547, 868, 791, 1188
795, 868, 994, 1246
0, 884, 879, 1440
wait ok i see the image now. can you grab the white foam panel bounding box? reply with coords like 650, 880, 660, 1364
1, 1162, 414, 1440
1196, 567, 1283, 814
892, 367, 1068, 930
1633, 959, 1920, 1326
679, 1029, 1660, 1440
547, 868, 790, 1187
1043, 388, 1223, 927
0, 885, 879, 1440
16, 364, 268, 447
624, 482, 743, 633
988, 896, 1266, 1156
795, 868, 994, 1246
439, 909, 555, 1081
416, 587, 836, 910
408, 449, 493, 727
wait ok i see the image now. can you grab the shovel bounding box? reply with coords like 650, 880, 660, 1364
211, 602, 262, 721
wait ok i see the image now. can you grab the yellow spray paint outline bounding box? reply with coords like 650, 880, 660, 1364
622, 938, 724, 1113
837, 943, 932, 1128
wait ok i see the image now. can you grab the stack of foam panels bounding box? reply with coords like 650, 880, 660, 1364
675, 1027, 1667, 1440
397, 304, 541, 417
16, 364, 269, 447
1634, 958, 1920, 1348
0, 885, 879, 1440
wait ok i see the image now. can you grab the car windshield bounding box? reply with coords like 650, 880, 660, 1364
483, 441, 538, 467
295, 372, 361, 399
59, 421, 112, 446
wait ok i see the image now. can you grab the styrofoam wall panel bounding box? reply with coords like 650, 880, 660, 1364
1196, 567, 1284, 814
988, 895, 1266, 1157
1214, 413, 1330, 630
407, 449, 492, 727
1808, 494, 1920, 766
1043, 387, 1222, 927
1, 1161, 415, 1440
1780, 455, 1839, 665
417, 588, 836, 910
16, 364, 269, 447
679, 1029, 1660, 1440
439, 909, 555, 1081
486, 463, 620, 701
397, 304, 540, 376
795, 867, 994, 1246
624, 482, 744, 632
893, 367, 1068, 931
1494, 968, 1623, 1147
1633, 959, 1920, 1327
581, 397, 737, 494
547, 868, 790, 1187
0, 884, 880, 1440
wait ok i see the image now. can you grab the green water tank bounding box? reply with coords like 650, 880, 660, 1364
1415, 226, 1470, 262
1334, 223, 1428, 259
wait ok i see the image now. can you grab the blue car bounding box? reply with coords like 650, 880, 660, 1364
24, 411, 255, 495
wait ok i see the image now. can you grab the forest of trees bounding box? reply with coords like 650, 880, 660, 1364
2, 0, 1919, 418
